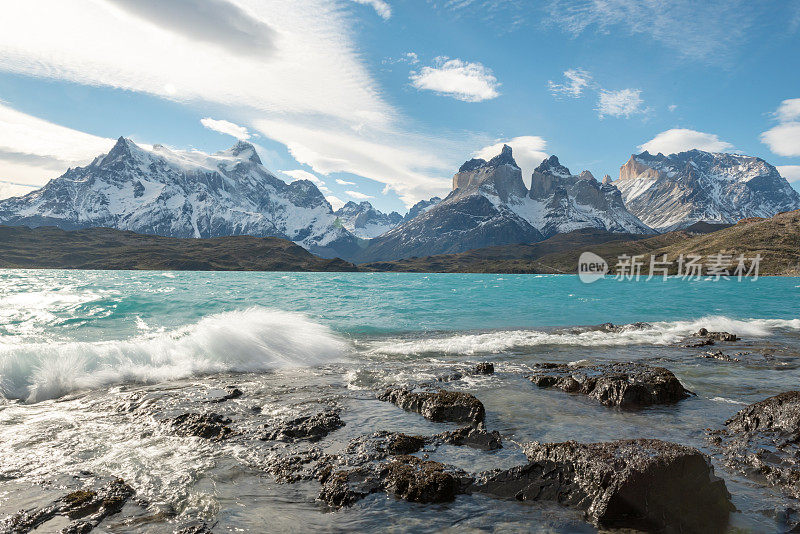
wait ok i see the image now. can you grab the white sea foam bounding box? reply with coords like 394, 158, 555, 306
368, 316, 800, 356
0, 308, 346, 403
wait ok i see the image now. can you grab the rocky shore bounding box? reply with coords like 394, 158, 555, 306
2, 324, 799, 533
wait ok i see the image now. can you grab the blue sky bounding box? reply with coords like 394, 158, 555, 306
0, 0, 798, 214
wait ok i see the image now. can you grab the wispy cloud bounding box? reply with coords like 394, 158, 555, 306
475, 136, 548, 183
410, 57, 500, 102
335, 178, 356, 185
200, 117, 251, 140
639, 129, 734, 155
346, 190, 373, 200
547, 68, 591, 98
350, 0, 392, 20
761, 98, 800, 157
548, 68, 644, 119
597, 89, 644, 119
0, 102, 115, 187
545, 0, 786, 62
106, 0, 277, 58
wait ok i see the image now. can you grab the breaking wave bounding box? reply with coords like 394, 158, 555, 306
368, 316, 800, 356
0, 308, 346, 403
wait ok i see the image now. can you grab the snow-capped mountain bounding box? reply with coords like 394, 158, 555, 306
0, 137, 359, 258
615, 150, 800, 231
403, 197, 441, 222
523, 155, 654, 237
334, 201, 402, 239
356, 145, 652, 262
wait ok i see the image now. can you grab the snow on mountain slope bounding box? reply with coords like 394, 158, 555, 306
334, 201, 402, 239
0, 137, 359, 258
615, 149, 800, 231
356, 146, 652, 262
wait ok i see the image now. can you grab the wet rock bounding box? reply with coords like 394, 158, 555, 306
171, 413, 233, 441
207, 385, 243, 403
318, 455, 467, 508
436, 426, 502, 451
261, 409, 344, 442
266, 448, 332, 483
434, 372, 463, 382
471, 439, 733, 533
683, 338, 715, 348
529, 362, 692, 407
383, 455, 461, 504
714, 391, 800, 499
378, 388, 485, 425
598, 322, 652, 333
174, 524, 213, 534
318, 466, 383, 507
693, 328, 738, 342
342, 431, 428, 467
0, 478, 135, 534
472, 362, 495, 375
699, 350, 740, 362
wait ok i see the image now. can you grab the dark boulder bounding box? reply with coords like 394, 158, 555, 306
436, 426, 502, 451
472, 362, 495, 375
598, 322, 652, 333
529, 362, 692, 407
693, 328, 738, 341
378, 388, 485, 425
171, 413, 233, 441
471, 439, 733, 533
261, 409, 344, 442
318, 455, 467, 508
712, 391, 800, 499
699, 350, 740, 362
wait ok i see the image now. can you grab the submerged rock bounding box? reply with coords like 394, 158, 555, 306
0, 478, 135, 534
171, 413, 233, 441
261, 409, 345, 442
713, 391, 800, 499
529, 362, 692, 407
597, 322, 652, 333
471, 439, 733, 533
472, 362, 495, 375
318, 455, 468, 508
699, 350, 741, 362
378, 389, 485, 425
693, 328, 738, 342
436, 426, 502, 451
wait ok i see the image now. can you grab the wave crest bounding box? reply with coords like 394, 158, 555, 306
0, 308, 345, 403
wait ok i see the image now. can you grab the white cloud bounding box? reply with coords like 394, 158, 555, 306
597, 89, 644, 118
761, 122, 800, 157
761, 99, 800, 157
668, 104, 678, 112
475, 136, 548, 184
639, 129, 734, 155
410, 57, 500, 102
345, 190, 373, 200
254, 118, 453, 206
0, 180, 38, 200
200, 117, 251, 139
546, 0, 781, 62
778, 165, 800, 182
335, 178, 356, 185
0, 1, 392, 128
350, 0, 391, 20
776, 98, 800, 122
281, 169, 324, 185
326, 195, 345, 210
547, 68, 591, 98
0, 102, 116, 188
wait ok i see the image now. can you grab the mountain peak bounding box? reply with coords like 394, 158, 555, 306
534, 155, 571, 178
223, 140, 261, 164
487, 144, 518, 168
